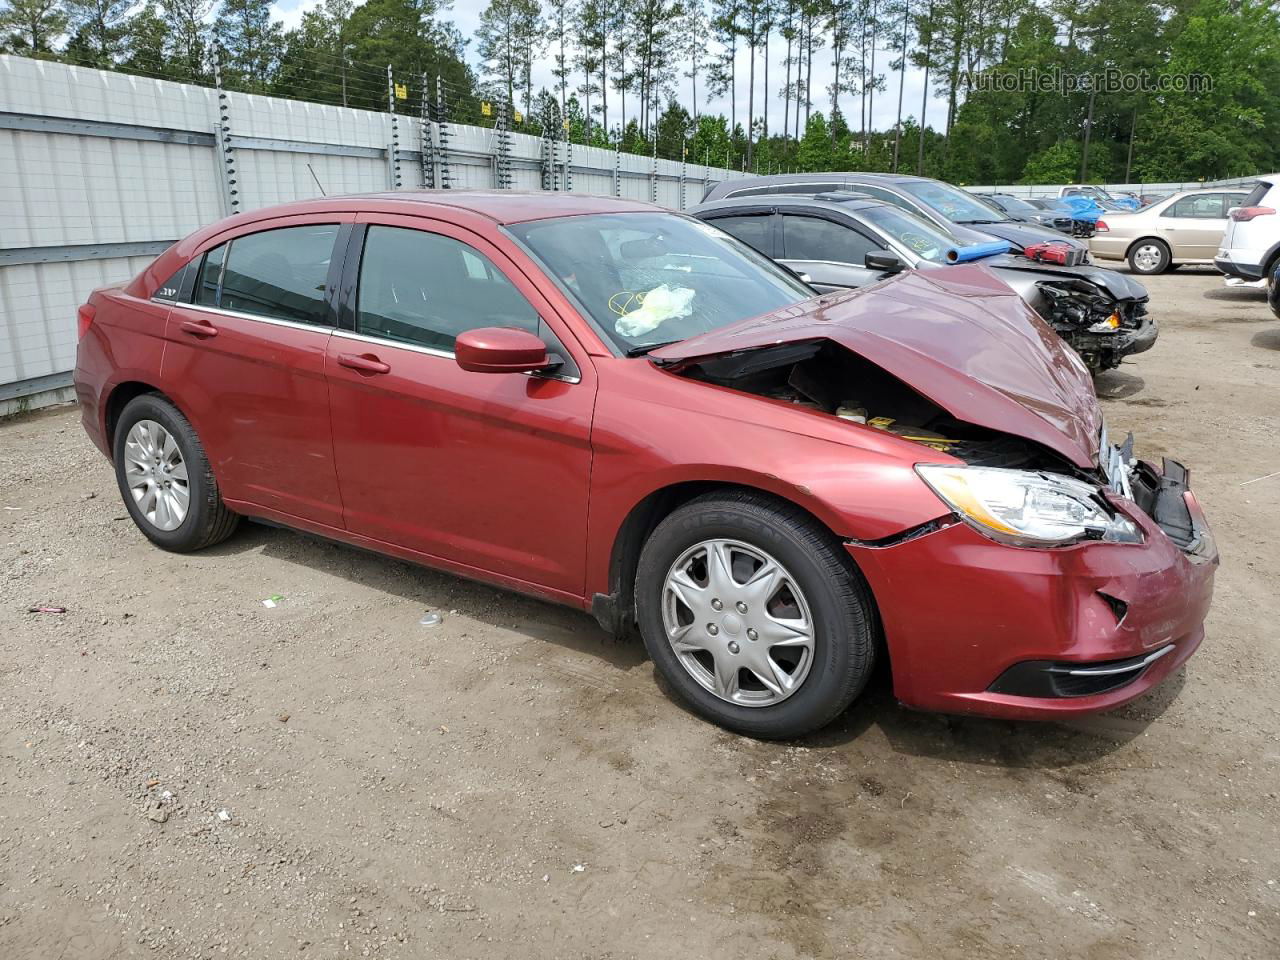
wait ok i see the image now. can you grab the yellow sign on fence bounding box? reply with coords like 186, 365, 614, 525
394, 83, 407, 100
513, 110, 523, 124
481, 101, 492, 117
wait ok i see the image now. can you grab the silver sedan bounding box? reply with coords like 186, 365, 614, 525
1089, 188, 1250, 274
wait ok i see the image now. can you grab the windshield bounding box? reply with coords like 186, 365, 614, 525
899, 180, 1011, 224
508, 213, 814, 353
858, 205, 966, 264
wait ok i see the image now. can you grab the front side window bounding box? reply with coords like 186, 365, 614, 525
509, 212, 813, 353
781, 215, 877, 265
709, 214, 772, 256
857, 205, 965, 264
356, 226, 539, 352
218, 225, 339, 325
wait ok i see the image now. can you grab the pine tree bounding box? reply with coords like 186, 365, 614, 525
215, 0, 284, 91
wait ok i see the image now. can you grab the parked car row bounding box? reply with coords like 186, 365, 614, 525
74, 187, 1216, 740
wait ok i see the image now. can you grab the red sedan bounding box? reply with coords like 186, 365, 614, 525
74, 193, 1217, 738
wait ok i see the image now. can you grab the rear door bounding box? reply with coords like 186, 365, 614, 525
777, 212, 883, 291
700, 209, 777, 259
162, 215, 350, 527
1162, 193, 1229, 260
324, 214, 595, 598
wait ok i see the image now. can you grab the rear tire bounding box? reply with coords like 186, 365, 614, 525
113, 393, 239, 552
634, 491, 876, 739
1128, 239, 1170, 275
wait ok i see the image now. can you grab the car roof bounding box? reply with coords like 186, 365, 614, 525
690, 193, 888, 216
227, 191, 660, 226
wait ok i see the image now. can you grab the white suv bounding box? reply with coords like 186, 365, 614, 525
1216, 178, 1280, 286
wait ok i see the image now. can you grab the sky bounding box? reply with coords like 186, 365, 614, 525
269, 0, 953, 136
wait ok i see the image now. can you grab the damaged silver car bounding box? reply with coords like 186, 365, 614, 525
690, 192, 1157, 375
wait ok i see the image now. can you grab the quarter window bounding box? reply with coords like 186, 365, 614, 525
217, 225, 339, 325
195, 243, 227, 307
709, 215, 772, 256
356, 226, 540, 352
781, 215, 877, 265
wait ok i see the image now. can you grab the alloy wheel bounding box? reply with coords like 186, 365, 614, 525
123, 419, 190, 531
661, 539, 815, 707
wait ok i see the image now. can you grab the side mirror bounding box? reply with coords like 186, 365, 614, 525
865, 251, 906, 274
455, 327, 557, 374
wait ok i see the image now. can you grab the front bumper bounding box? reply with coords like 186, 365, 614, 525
848, 463, 1217, 720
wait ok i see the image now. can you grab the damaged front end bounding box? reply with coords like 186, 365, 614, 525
1037, 278, 1156, 374
660, 336, 1206, 557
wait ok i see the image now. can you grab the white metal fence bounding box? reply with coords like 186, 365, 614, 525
1, 53, 1267, 411
0, 55, 744, 410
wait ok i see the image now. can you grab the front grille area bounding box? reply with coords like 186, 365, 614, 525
988, 645, 1175, 699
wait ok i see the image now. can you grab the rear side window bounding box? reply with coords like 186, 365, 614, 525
710, 215, 772, 256
1169, 194, 1226, 219
781, 215, 877, 265
356, 225, 539, 352
216, 225, 339, 325
152, 261, 192, 302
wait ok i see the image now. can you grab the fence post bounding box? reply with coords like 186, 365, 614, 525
419, 71, 433, 189
212, 48, 240, 215
614, 147, 621, 198
386, 65, 401, 190
563, 132, 573, 193
650, 137, 658, 204
435, 76, 453, 189
679, 138, 687, 210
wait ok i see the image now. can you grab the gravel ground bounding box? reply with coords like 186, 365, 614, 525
1, 268, 1278, 959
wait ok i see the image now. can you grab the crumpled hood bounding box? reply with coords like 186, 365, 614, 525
983, 254, 1150, 301
651, 267, 1103, 469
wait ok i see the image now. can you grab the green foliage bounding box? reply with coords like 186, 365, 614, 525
10, 0, 1280, 181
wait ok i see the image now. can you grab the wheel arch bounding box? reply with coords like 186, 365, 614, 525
591, 479, 880, 641
104, 380, 170, 452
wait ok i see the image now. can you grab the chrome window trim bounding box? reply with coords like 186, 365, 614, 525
181, 301, 333, 333
330, 329, 582, 384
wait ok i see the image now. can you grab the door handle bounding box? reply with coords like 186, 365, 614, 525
337, 352, 391, 375
180, 318, 219, 338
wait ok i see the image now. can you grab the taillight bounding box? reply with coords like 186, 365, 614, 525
1095, 220, 1109, 232
1230, 206, 1276, 222
77, 303, 96, 339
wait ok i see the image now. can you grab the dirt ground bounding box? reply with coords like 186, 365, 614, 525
1, 268, 1278, 960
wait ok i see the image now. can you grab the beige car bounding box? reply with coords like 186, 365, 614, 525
1089, 188, 1250, 274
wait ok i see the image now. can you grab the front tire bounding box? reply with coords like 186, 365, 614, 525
635, 492, 876, 739
113, 393, 239, 552
1128, 239, 1170, 274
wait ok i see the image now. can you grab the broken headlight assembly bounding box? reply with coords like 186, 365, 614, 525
915, 465, 1142, 548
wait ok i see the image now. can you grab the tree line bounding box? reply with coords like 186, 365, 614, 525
2, 0, 1277, 183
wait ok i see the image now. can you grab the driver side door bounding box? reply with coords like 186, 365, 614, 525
324, 214, 596, 600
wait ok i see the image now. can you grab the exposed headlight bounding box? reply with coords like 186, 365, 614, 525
916, 465, 1142, 547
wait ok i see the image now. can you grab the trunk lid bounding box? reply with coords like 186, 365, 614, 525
650, 268, 1103, 469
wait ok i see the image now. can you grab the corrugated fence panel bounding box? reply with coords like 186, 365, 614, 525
0, 254, 158, 386
0, 54, 751, 401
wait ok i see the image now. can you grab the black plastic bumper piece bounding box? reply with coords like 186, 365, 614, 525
988, 645, 1175, 698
